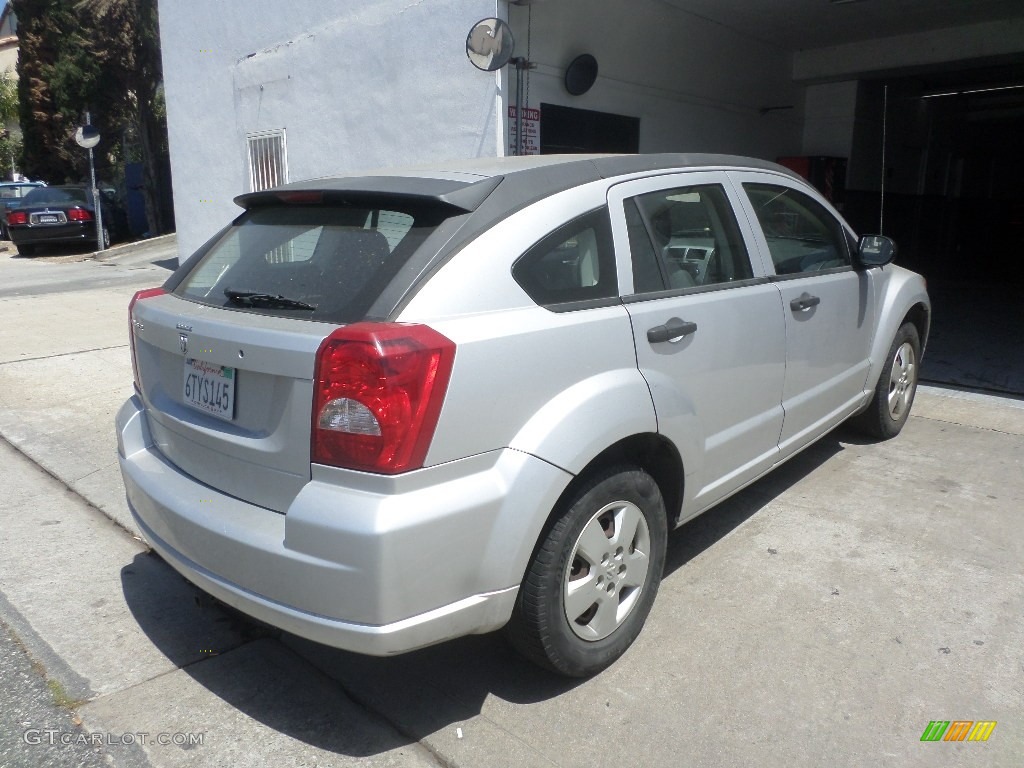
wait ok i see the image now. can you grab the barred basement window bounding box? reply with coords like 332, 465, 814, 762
246, 129, 288, 192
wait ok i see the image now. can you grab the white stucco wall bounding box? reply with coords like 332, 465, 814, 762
160, 0, 502, 260
161, 0, 806, 260
506, 0, 803, 159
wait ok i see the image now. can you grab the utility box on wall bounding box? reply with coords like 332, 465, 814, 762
777, 156, 848, 209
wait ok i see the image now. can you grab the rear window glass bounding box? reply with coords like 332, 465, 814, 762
23, 187, 89, 205
173, 205, 447, 323
0, 184, 42, 199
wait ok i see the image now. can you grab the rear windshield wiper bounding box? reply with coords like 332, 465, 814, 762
224, 289, 317, 311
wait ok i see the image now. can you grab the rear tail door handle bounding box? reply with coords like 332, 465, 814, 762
790, 293, 821, 312
647, 317, 698, 344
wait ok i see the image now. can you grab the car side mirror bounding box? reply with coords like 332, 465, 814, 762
857, 235, 897, 268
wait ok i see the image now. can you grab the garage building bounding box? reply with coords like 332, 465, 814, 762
159, 0, 1024, 392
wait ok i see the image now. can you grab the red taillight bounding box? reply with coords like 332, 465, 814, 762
67, 208, 93, 222
276, 191, 323, 204
312, 323, 456, 474
129, 288, 166, 390
6, 211, 26, 225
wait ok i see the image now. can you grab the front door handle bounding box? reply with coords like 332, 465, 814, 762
647, 317, 698, 344
790, 293, 821, 312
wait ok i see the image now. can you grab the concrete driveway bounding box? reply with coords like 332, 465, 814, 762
0, 240, 1021, 767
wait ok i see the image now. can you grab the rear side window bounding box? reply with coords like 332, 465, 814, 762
173, 205, 445, 323
512, 209, 617, 309
743, 183, 851, 274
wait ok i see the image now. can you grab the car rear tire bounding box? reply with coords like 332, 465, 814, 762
506, 465, 667, 677
15, 244, 35, 256
852, 322, 921, 439
97, 225, 110, 250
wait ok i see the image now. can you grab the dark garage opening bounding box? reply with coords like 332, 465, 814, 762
839, 65, 1024, 396
539, 103, 640, 155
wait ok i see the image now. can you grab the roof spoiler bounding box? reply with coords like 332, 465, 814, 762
234, 175, 504, 214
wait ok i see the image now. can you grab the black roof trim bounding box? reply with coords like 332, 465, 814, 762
224, 154, 805, 322
234, 175, 504, 214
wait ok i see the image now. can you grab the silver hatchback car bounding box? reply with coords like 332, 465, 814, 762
117, 154, 929, 676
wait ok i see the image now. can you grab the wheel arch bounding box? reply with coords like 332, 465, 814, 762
864, 269, 930, 392
904, 300, 931, 356
533, 433, 685, 559
503, 436, 679, 675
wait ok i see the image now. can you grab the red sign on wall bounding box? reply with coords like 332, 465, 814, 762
508, 106, 540, 155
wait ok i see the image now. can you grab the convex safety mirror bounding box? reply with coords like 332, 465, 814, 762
857, 234, 897, 267
466, 18, 514, 71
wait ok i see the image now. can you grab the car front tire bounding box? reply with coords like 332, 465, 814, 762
507, 465, 668, 677
853, 322, 921, 439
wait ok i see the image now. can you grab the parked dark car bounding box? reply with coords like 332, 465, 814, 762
6, 185, 128, 256
0, 181, 47, 241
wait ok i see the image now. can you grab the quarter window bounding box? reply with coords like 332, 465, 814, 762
626, 184, 754, 293
512, 209, 617, 308
743, 183, 850, 275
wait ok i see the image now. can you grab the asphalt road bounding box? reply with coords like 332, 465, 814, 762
0, 617, 119, 768
0, 237, 177, 299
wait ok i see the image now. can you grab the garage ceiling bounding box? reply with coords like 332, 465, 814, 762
659, 0, 1024, 51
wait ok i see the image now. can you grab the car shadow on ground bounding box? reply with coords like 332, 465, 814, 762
152, 257, 179, 271
120, 429, 851, 758
6, 241, 95, 259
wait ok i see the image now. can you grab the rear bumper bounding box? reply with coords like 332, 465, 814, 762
116, 395, 571, 656
9, 223, 94, 246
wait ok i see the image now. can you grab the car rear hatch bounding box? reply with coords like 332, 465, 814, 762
131, 296, 324, 512
130, 178, 499, 511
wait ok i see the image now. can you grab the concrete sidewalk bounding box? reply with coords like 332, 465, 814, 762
0, 243, 439, 767
0, 246, 1022, 767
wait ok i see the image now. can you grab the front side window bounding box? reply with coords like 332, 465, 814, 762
743, 183, 850, 275
512, 209, 617, 308
626, 184, 754, 293
173, 204, 444, 323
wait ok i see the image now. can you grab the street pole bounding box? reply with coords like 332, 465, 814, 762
84, 111, 104, 252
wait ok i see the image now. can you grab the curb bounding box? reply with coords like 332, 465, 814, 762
0, 233, 178, 265
94, 233, 178, 262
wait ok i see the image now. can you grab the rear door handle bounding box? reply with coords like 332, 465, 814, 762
647, 317, 698, 344
790, 293, 821, 312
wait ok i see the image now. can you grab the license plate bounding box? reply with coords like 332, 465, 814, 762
38, 214, 60, 224
183, 359, 235, 421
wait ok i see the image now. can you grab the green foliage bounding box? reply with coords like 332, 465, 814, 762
0, 71, 19, 125
0, 133, 23, 179
11, 0, 173, 232
0, 71, 21, 177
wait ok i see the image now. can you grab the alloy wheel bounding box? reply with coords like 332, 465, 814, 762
564, 500, 651, 641
887, 341, 917, 420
